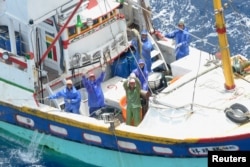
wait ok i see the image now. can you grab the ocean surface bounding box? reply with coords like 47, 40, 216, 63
1, 0, 250, 167
152, 0, 250, 58
0, 129, 94, 167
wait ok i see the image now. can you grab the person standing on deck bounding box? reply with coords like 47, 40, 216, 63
123, 75, 142, 126
82, 66, 106, 116
48, 79, 81, 114
132, 59, 149, 91
162, 19, 190, 60
131, 29, 153, 72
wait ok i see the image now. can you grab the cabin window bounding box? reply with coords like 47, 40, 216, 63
93, 19, 98, 25
110, 11, 114, 16
102, 14, 108, 20
111, 9, 117, 15
46, 42, 57, 62
68, 26, 76, 36
80, 23, 88, 31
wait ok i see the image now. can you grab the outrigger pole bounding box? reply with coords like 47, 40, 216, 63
213, 0, 235, 90
38, 0, 83, 66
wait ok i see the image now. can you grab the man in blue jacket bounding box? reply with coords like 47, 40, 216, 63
48, 79, 81, 114
132, 59, 149, 91
164, 19, 190, 60
131, 30, 153, 72
82, 68, 105, 116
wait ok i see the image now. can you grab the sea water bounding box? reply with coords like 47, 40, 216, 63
151, 0, 250, 58
0, 129, 95, 167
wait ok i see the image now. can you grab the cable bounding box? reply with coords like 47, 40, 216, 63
112, 132, 126, 167
190, 50, 202, 110
127, 44, 154, 95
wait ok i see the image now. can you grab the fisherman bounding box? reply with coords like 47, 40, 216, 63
162, 19, 190, 60
131, 29, 153, 72
132, 59, 149, 91
123, 74, 142, 126
48, 79, 81, 114
82, 66, 106, 116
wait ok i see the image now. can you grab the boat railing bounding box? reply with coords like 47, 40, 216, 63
67, 8, 118, 40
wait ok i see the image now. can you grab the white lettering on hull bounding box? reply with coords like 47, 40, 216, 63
189, 145, 239, 155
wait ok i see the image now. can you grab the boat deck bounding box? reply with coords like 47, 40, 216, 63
138, 63, 250, 139
34, 50, 250, 140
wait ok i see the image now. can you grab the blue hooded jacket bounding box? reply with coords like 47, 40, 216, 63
131, 30, 153, 72
132, 59, 148, 91
141, 37, 153, 72
82, 72, 105, 108
165, 27, 190, 60
49, 86, 81, 114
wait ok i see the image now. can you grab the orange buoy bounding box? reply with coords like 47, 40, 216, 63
119, 96, 127, 120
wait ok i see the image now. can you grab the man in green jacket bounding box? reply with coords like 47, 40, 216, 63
123, 76, 142, 126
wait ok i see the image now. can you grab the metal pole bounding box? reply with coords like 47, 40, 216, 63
213, 0, 235, 90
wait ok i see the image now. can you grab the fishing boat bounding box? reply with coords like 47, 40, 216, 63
0, 0, 250, 166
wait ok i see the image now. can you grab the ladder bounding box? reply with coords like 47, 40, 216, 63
147, 33, 169, 72
45, 78, 67, 110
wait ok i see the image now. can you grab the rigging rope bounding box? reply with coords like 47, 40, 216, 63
112, 132, 126, 167
190, 50, 203, 110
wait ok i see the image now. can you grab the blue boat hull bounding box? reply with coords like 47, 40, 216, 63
0, 121, 207, 167
0, 102, 250, 167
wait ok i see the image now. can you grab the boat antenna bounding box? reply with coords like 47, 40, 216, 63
213, 0, 235, 90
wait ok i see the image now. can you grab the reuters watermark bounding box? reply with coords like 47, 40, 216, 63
208, 151, 249, 167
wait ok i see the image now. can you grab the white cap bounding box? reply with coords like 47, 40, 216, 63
129, 78, 135, 83
178, 18, 185, 25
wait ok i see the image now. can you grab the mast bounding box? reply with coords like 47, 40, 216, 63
213, 0, 235, 90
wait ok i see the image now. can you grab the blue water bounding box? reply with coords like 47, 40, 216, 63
0, 129, 94, 167
151, 0, 250, 58
1, 0, 250, 166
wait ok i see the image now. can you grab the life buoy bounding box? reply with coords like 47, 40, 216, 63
225, 103, 250, 124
